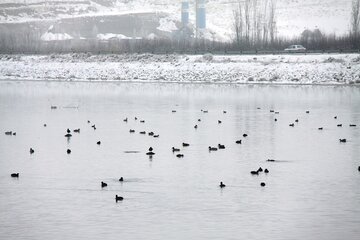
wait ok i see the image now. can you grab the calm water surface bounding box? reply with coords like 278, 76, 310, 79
0, 81, 360, 240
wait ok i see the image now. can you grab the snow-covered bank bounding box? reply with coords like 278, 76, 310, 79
0, 53, 360, 85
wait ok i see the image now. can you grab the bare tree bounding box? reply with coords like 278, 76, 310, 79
351, 0, 360, 39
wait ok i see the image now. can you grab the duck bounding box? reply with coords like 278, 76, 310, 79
194, 125, 198, 129
334, 116, 337, 119
243, 134, 248, 137
176, 154, 184, 158
115, 195, 124, 202
172, 110, 177, 113
218, 144, 225, 149
267, 159, 275, 162
223, 111, 227, 114
67, 129, 71, 134
250, 171, 259, 175
339, 139, 347, 143
275, 112, 280, 114
149, 147, 153, 152
13, 132, 16, 136
51, 106, 57, 109
119, 177, 124, 182
140, 120, 145, 123
236, 140, 242, 144
87, 120, 90, 123
44, 124, 47, 127
209, 146, 218, 151
73, 129, 80, 133
148, 132, 154, 136
264, 169, 269, 173
172, 147, 180, 152
289, 123, 295, 127
270, 110, 275, 113
260, 182, 266, 187
219, 182, 226, 188
350, 124, 357, 127
67, 149, 71, 154
135, 117, 138, 120
358, 166, 360, 172
295, 119, 299, 123
64, 133, 72, 137
318, 127, 323, 130
91, 125, 96, 130
5, 131, 12, 135
337, 124, 343, 127
153, 135, 159, 138
182, 143, 190, 147
257, 167, 263, 172
274, 118, 278, 122
97, 141, 101, 145
218, 120, 222, 124
198, 119, 201, 122
11, 173, 19, 178
30, 148, 35, 154
129, 129, 135, 133
139, 131, 146, 134
101, 181, 107, 188
306, 111, 310, 114
123, 118, 128, 122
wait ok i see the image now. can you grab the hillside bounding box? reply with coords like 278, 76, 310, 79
0, 0, 353, 41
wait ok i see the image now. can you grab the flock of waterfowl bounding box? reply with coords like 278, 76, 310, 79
5, 106, 360, 202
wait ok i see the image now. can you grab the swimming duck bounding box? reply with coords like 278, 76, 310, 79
198, 119, 201, 122
306, 111, 310, 114
218, 120, 222, 124
67, 149, 71, 154
243, 134, 248, 137
339, 139, 347, 143
219, 182, 226, 188
176, 154, 184, 158
257, 167, 263, 172
318, 127, 323, 130
350, 124, 357, 127
223, 111, 227, 114
67, 129, 71, 134
146, 151, 155, 156
182, 143, 190, 147
194, 125, 198, 129
101, 181, 107, 188
260, 182, 266, 187
139, 131, 146, 134
295, 119, 299, 123
11, 173, 19, 178
149, 147, 153, 152
289, 123, 295, 127
140, 120, 145, 123
115, 195, 124, 202
5, 131, 12, 135
123, 118, 128, 122
153, 135, 159, 138
337, 124, 343, 127
119, 177, 124, 182
267, 159, 275, 162
148, 132, 154, 136
208, 146, 218, 151
274, 118, 278, 122
264, 169, 269, 173
172, 110, 176, 113
97, 141, 101, 145
30, 148, 34, 154
236, 140, 242, 144
172, 147, 180, 152
250, 171, 259, 175
334, 116, 337, 119
91, 125, 96, 130
73, 129, 80, 133
129, 129, 135, 133
218, 144, 225, 149
270, 110, 275, 113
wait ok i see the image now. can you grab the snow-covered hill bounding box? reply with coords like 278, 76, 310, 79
0, 0, 353, 40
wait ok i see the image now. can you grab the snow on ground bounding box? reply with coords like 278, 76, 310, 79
0, 53, 359, 85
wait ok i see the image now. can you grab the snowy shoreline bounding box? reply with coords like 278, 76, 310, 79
0, 53, 359, 85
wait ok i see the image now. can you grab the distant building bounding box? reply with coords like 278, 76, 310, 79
181, 2, 189, 26
196, 0, 206, 29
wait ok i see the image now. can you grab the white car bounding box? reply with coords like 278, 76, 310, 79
284, 45, 306, 53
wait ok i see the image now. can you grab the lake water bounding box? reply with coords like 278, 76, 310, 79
0, 81, 360, 240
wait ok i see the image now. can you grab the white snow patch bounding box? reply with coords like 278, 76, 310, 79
157, 17, 177, 32
40, 32, 73, 41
